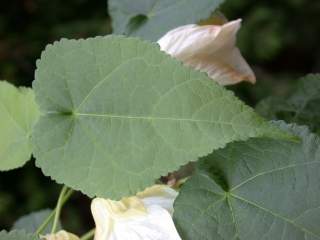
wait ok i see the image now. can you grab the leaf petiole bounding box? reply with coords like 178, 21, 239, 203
51, 186, 69, 234
80, 229, 95, 240
35, 187, 74, 235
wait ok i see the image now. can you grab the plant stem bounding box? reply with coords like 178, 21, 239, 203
35, 188, 74, 235
51, 185, 69, 234
80, 229, 95, 240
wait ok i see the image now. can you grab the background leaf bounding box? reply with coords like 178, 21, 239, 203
109, 0, 224, 41
0, 81, 40, 171
12, 209, 61, 234
256, 74, 320, 134
174, 121, 320, 240
33, 36, 290, 199
0, 230, 38, 240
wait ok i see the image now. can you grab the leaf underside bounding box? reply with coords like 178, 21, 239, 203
12, 209, 61, 234
109, 0, 224, 41
33, 36, 289, 199
0, 81, 39, 171
0, 230, 38, 240
174, 122, 320, 240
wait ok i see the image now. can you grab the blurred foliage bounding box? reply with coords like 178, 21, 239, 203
0, 0, 106, 233
0, 160, 94, 234
223, 0, 320, 65
224, 0, 320, 105
256, 74, 320, 135
0, 0, 319, 235
0, 0, 111, 87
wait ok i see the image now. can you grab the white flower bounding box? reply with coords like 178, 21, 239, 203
157, 19, 256, 86
91, 185, 181, 240
40, 230, 79, 240
136, 184, 178, 215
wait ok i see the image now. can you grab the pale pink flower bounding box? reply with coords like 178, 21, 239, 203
157, 19, 256, 85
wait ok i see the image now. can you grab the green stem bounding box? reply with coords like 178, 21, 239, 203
35, 188, 74, 235
51, 186, 69, 234
80, 229, 95, 240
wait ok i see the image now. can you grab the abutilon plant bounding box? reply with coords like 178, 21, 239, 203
0, 1, 320, 240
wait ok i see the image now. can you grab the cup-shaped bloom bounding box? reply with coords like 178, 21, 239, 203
40, 230, 79, 240
157, 19, 256, 85
91, 185, 181, 240
136, 184, 178, 215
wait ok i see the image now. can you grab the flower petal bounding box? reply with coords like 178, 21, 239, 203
137, 185, 178, 215
40, 231, 79, 240
187, 47, 256, 85
157, 24, 222, 60
91, 198, 181, 240
157, 19, 256, 85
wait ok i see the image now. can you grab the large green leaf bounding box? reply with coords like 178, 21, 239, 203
174, 122, 320, 240
12, 209, 61, 234
256, 74, 320, 134
0, 81, 40, 171
109, 0, 224, 41
33, 36, 290, 199
0, 230, 38, 240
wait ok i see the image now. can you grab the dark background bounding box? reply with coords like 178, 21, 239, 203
0, 0, 319, 234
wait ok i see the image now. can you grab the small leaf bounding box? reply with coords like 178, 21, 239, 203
0, 81, 40, 171
174, 121, 320, 240
33, 36, 291, 199
109, 0, 224, 41
0, 230, 39, 240
12, 209, 61, 234
256, 74, 320, 134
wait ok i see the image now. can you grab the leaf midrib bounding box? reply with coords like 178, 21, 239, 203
225, 160, 320, 238
230, 193, 320, 239
73, 112, 240, 126
230, 160, 320, 191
